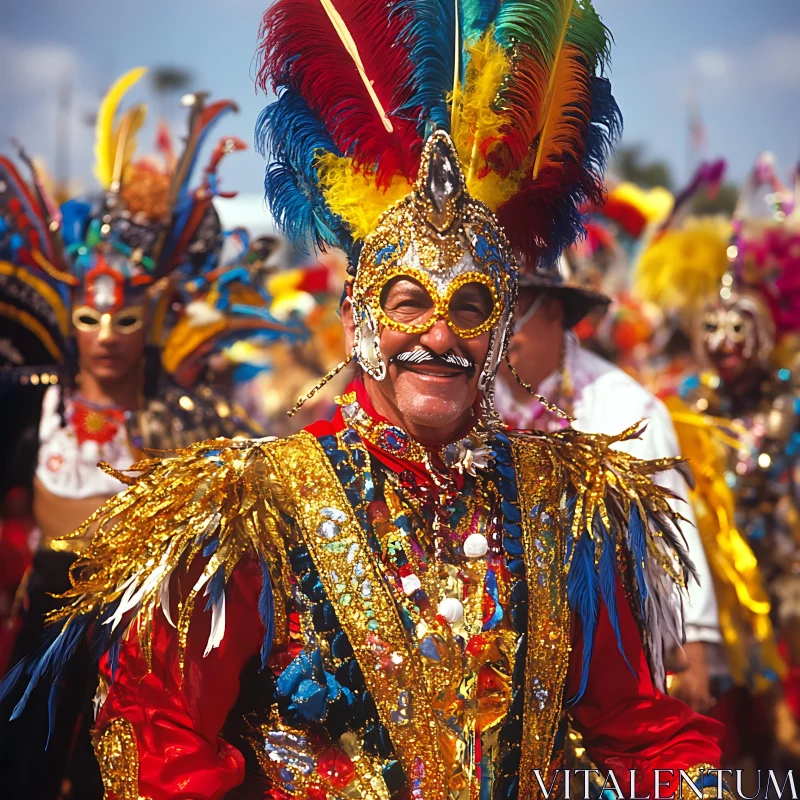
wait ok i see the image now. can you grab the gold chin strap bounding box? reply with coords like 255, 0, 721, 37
503, 354, 575, 423
287, 353, 354, 418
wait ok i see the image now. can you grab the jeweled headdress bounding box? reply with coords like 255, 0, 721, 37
0, 68, 265, 384
255, 0, 621, 392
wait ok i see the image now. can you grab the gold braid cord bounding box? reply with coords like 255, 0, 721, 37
504, 354, 576, 422
93, 718, 152, 800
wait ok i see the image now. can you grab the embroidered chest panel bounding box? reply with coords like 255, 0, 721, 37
258, 431, 571, 800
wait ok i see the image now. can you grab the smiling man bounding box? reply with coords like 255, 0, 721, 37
3, 2, 732, 799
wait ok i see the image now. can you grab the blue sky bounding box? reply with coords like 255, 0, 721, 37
1, 0, 798, 216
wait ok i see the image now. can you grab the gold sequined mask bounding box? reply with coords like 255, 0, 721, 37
700, 289, 775, 369
351, 130, 518, 389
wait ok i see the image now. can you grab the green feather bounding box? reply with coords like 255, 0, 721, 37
493, 0, 571, 58
566, 0, 611, 73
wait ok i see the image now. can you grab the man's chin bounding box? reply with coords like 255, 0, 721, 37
390, 369, 478, 430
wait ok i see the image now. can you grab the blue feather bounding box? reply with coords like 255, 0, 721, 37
460, 0, 499, 45
11, 617, 89, 728
584, 76, 623, 177
259, 555, 275, 670
532, 77, 622, 270
107, 634, 123, 683
60, 199, 92, 248
395, 0, 456, 132
628, 502, 649, 617
256, 90, 351, 254
566, 530, 599, 705
0, 655, 32, 707
204, 565, 227, 612
158, 194, 195, 270
176, 103, 237, 203
596, 516, 636, 678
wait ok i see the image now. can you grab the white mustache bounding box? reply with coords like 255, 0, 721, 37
392, 350, 475, 371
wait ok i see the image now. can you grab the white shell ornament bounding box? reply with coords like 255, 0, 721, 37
437, 597, 464, 624
463, 533, 489, 559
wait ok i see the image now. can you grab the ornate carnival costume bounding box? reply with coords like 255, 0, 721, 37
2, 4, 727, 799
0, 69, 300, 799
639, 154, 799, 762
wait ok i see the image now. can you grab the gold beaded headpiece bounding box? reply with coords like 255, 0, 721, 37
258, 0, 621, 413
350, 131, 517, 388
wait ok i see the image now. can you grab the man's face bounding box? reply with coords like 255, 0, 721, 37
73, 304, 147, 384
501, 288, 564, 392
344, 276, 493, 436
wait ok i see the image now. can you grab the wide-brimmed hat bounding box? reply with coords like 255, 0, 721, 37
518, 255, 610, 329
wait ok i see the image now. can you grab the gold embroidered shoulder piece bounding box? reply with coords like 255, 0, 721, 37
47, 435, 305, 672
509, 421, 698, 693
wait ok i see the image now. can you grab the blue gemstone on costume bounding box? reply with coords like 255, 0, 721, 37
301, 573, 325, 601
342, 428, 361, 445
511, 581, 528, 604
394, 514, 411, 533
345, 487, 361, 507
507, 558, 525, 576
495, 461, 515, 478
381, 427, 408, 452
317, 435, 338, 450
419, 635, 442, 662
501, 501, 521, 522
375, 244, 396, 264
331, 631, 353, 660
382, 760, 407, 794
289, 548, 312, 574
336, 463, 356, 484
352, 448, 367, 467
503, 537, 524, 556
328, 448, 349, 465
363, 472, 375, 502
504, 522, 522, 539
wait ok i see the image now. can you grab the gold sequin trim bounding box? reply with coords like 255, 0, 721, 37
267, 432, 448, 800
93, 717, 151, 800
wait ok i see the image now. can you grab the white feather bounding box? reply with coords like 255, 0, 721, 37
203, 590, 226, 657
159, 570, 176, 628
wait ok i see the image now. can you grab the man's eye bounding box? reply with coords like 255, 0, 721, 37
78, 315, 99, 326
116, 315, 139, 328
392, 297, 427, 310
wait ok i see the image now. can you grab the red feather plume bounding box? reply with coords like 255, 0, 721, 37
257, 0, 423, 185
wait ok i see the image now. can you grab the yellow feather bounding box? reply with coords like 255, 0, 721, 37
454, 35, 506, 179
609, 182, 674, 227
317, 152, 411, 239
635, 216, 732, 318
454, 33, 521, 210
111, 104, 148, 187
94, 67, 148, 189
